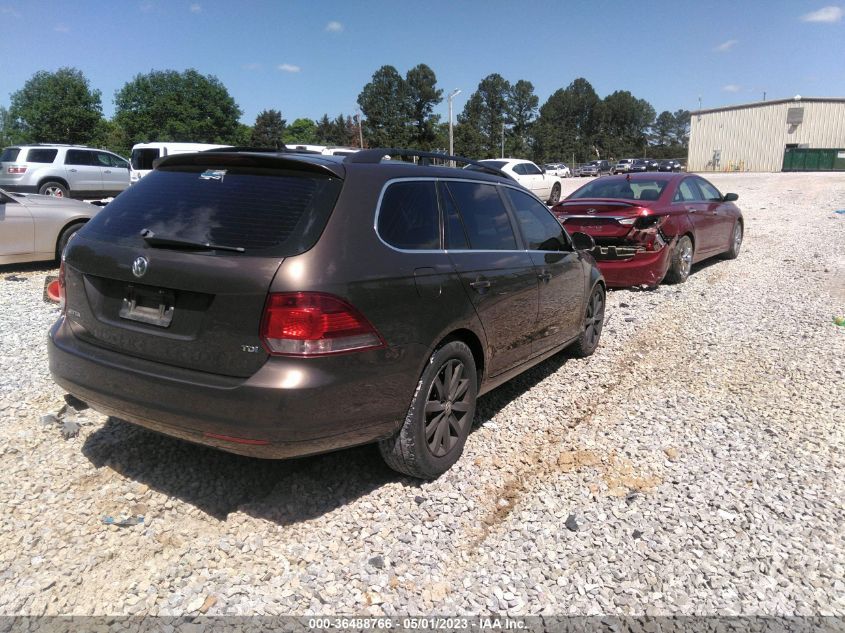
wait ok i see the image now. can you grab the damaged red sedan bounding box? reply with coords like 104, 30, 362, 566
551, 173, 743, 288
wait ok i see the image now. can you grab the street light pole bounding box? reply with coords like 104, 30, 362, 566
501, 122, 505, 158
448, 89, 461, 160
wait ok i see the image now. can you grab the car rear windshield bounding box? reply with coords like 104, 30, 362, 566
569, 178, 668, 201
0, 148, 21, 162
82, 167, 343, 255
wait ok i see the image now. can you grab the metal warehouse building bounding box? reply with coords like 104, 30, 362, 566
688, 97, 845, 172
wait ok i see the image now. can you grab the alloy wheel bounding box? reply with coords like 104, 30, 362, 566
584, 288, 605, 349
424, 359, 472, 457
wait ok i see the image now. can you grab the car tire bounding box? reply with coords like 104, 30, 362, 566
56, 222, 85, 260
39, 181, 69, 198
569, 284, 605, 358
664, 235, 694, 284
379, 340, 478, 479
548, 183, 561, 205
722, 221, 743, 259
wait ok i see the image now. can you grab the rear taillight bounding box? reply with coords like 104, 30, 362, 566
260, 292, 384, 356
7, 166, 27, 174
629, 213, 668, 251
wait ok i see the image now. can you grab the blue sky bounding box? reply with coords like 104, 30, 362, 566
1, 0, 843, 126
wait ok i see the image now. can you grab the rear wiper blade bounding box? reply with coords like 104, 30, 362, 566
139, 228, 245, 253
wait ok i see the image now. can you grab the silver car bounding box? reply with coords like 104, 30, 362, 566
0, 188, 103, 265
0, 144, 130, 199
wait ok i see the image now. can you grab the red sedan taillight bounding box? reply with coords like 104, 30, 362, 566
619, 210, 668, 251
260, 292, 384, 356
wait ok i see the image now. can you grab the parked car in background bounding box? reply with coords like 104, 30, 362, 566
643, 158, 660, 171
658, 159, 683, 172
49, 148, 605, 480
550, 172, 743, 288
130, 142, 232, 185
612, 159, 634, 174
579, 160, 612, 177
629, 159, 649, 173
0, 145, 130, 199
0, 187, 103, 265
544, 163, 571, 178
472, 158, 565, 203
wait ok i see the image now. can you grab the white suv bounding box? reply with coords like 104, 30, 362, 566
0, 144, 130, 199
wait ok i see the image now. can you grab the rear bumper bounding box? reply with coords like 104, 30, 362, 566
48, 317, 423, 459
0, 184, 38, 194
593, 244, 672, 288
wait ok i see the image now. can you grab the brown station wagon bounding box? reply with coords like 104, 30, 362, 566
48, 149, 605, 478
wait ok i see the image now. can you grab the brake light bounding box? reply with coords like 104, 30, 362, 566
7, 166, 26, 174
260, 292, 384, 356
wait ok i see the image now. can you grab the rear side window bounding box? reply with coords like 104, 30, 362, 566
377, 181, 439, 250
0, 148, 21, 162
674, 179, 700, 202
25, 148, 58, 163
131, 148, 160, 170
65, 150, 94, 166
82, 167, 343, 255
444, 181, 517, 250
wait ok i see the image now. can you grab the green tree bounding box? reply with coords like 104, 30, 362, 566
357, 65, 410, 148
90, 119, 130, 157
507, 79, 538, 157
0, 106, 24, 147
596, 90, 655, 159
284, 118, 318, 144
671, 109, 691, 147
8, 67, 102, 144
251, 109, 286, 148
114, 69, 242, 144
652, 110, 675, 147
455, 73, 511, 159
533, 78, 600, 163
405, 64, 442, 149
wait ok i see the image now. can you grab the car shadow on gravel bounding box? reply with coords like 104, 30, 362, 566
80, 349, 574, 526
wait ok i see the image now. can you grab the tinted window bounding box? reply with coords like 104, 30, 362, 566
26, 148, 58, 163
674, 179, 700, 202
511, 163, 527, 175
445, 181, 517, 250
439, 182, 469, 250
569, 178, 668, 200
65, 150, 94, 166
0, 148, 21, 162
82, 167, 343, 255
695, 178, 722, 201
523, 162, 542, 175
131, 148, 160, 170
505, 188, 568, 251
378, 181, 439, 250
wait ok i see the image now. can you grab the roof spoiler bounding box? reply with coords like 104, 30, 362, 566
345, 148, 515, 181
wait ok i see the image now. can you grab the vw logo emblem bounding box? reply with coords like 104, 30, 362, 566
131, 256, 149, 278
586, 208, 597, 214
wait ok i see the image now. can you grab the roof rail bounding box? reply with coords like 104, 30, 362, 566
345, 148, 515, 181
203, 146, 284, 153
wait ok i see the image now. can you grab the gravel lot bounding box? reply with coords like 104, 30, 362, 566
0, 172, 843, 617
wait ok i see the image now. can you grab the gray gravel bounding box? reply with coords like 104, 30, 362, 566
0, 172, 843, 616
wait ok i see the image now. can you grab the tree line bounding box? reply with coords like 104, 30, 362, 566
0, 66, 689, 163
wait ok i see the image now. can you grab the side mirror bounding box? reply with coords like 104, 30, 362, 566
571, 231, 596, 251
723, 192, 738, 202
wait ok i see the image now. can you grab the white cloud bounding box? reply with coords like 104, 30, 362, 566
801, 5, 843, 22
1, 6, 22, 17
277, 63, 301, 73
189, 3, 201, 12
722, 84, 742, 93
714, 39, 738, 52
242, 63, 261, 71
54, 23, 69, 32
325, 20, 343, 32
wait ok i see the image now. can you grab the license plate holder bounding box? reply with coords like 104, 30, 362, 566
119, 285, 175, 327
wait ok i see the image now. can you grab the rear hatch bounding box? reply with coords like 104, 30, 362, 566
63, 153, 344, 378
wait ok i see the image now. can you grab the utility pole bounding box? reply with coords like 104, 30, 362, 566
501, 122, 505, 158
447, 89, 461, 162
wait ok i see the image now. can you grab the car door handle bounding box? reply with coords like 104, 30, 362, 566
469, 279, 491, 291
104, 170, 112, 174
686, 207, 697, 212
538, 271, 552, 283
69, 168, 78, 172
